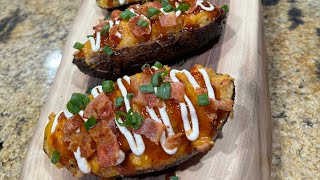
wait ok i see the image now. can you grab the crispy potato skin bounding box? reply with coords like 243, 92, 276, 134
96, 0, 142, 11
73, 14, 225, 80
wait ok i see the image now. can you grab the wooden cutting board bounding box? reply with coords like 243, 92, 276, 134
20, 0, 272, 179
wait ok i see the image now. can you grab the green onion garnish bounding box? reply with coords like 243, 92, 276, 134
73, 42, 84, 50
126, 93, 134, 100
116, 108, 144, 130
120, 9, 136, 20
169, 176, 179, 180
139, 84, 154, 93
115, 97, 124, 108
155, 82, 171, 99
147, 8, 161, 18
153, 61, 163, 68
51, 150, 60, 164
101, 24, 110, 35
137, 19, 149, 27
151, 72, 162, 87
198, 94, 209, 106
102, 80, 114, 93
66, 93, 90, 114
104, 15, 110, 20
87, 35, 93, 38
84, 116, 97, 130
160, 70, 168, 78
163, 4, 175, 12
103, 46, 113, 56
221, 4, 229, 13
141, 63, 150, 70
176, 3, 190, 11
86, 87, 93, 94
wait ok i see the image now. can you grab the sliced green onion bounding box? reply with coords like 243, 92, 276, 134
151, 72, 162, 87
137, 19, 149, 27
116, 109, 143, 130
101, 24, 110, 35
73, 42, 84, 50
115, 97, 124, 108
104, 15, 110, 20
102, 80, 114, 93
163, 4, 175, 12
153, 61, 163, 68
85, 87, 93, 94
221, 4, 229, 13
147, 8, 161, 18
160, 70, 168, 78
67, 93, 90, 114
51, 150, 60, 164
141, 63, 150, 70
169, 176, 179, 180
198, 94, 209, 106
84, 116, 97, 130
103, 46, 113, 56
87, 35, 93, 38
156, 82, 171, 99
176, 3, 190, 11
120, 9, 136, 20
126, 93, 134, 100
161, 0, 169, 7
139, 84, 154, 93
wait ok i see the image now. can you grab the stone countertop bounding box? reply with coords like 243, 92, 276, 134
0, 0, 318, 179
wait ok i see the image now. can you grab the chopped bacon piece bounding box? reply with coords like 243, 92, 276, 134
195, 87, 208, 95
138, 2, 162, 18
164, 132, 185, 149
170, 82, 185, 102
63, 114, 82, 139
93, 20, 109, 32
109, 24, 122, 46
68, 132, 95, 158
134, 118, 165, 145
213, 98, 234, 111
159, 12, 177, 27
84, 93, 114, 121
128, 15, 152, 38
89, 121, 120, 167
111, 10, 121, 21
146, 94, 162, 108
132, 91, 148, 107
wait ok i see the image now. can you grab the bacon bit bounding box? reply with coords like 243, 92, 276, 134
89, 121, 120, 167
132, 91, 148, 106
159, 12, 177, 27
83, 93, 114, 121
130, 75, 140, 95
93, 20, 109, 32
164, 132, 184, 149
68, 132, 95, 158
138, 2, 162, 18
109, 24, 122, 46
184, 0, 197, 13
145, 94, 162, 108
195, 87, 208, 95
111, 10, 121, 21
170, 82, 185, 102
134, 118, 165, 145
195, 140, 214, 153
213, 98, 234, 111
128, 15, 152, 38
63, 114, 82, 139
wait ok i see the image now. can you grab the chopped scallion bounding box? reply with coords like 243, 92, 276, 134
66, 93, 90, 114
73, 42, 84, 50
153, 61, 163, 68
155, 82, 171, 99
120, 9, 136, 20
221, 4, 229, 13
87, 35, 93, 38
126, 93, 134, 100
139, 84, 154, 93
198, 94, 209, 106
116, 108, 143, 130
104, 15, 110, 20
84, 116, 97, 130
163, 4, 175, 12
102, 80, 114, 93
151, 72, 162, 87
51, 150, 60, 164
101, 24, 110, 35
147, 7, 161, 18
176, 3, 190, 11
137, 19, 149, 27
169, 176, 179, 180
141, 63, 150, 70
103, 46, 113, 56
115, 97, 124, 108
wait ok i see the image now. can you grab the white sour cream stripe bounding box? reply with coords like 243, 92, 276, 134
198, 69, 215, 99
91, 85, 103, 98
116, 77, 146, 156
74, 147, 91, 173
170, 69, 200, 141
119, 0, 125, 5
88, 32, 101, 52
51, 110, 73, 133
196, 0, 215, 11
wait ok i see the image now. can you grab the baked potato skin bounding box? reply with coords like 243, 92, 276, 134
96, 0, 142, 11
73, 16, 225, 80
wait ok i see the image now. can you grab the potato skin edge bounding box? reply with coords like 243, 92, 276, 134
72, 14, 226, 80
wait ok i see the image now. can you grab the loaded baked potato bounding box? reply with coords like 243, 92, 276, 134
73, 0, 228, 79
44, 63, 235, 178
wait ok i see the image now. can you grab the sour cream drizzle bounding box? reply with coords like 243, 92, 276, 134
199, 69, 215, 99
74, 147, 91, 173
91, 85, 103, 98
196, 0, 215, 11
116, 78, 145, 156
51, 110, 73, 133
88, 32, 101, 52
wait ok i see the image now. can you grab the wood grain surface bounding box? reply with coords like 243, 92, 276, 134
19, 0, 272, 179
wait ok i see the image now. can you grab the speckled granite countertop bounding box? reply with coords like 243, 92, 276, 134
0, 0, 319, 179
